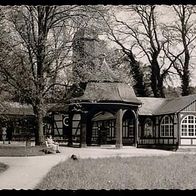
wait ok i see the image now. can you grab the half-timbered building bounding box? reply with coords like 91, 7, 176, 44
2, 27, 196, 151
138, 95, 196, 149
1, 87, 196, 150
47, 86, 196, 150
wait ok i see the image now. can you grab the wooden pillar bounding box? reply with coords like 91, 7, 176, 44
177, 113, 180, 149
68, 113, 73, 147
51, 113, 55, 136
158, 116, 161, 145
80, 113, 87, 148
62, 114, 67, 138
86, 117, 92, 146
135, 111, 139, 148
115, 109, 123, 149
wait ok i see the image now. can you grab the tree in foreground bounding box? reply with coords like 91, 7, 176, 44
0, 5, 110, 145
0, 5, 87, 145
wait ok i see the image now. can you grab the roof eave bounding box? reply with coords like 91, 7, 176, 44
70, 101, 141, 107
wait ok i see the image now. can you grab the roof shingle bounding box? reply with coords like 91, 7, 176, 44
73, 82, 141, 105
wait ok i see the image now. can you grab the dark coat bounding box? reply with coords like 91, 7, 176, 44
6, 126, 13, 140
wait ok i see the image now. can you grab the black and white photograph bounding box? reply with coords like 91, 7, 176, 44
0, 3, 196, 191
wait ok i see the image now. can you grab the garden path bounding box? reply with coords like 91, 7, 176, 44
0, 146, 182, 190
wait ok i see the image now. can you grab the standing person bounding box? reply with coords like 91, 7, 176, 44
2, 126, 7, 144
7, 122, 13, 144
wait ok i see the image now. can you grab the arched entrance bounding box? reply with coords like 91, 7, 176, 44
91, 111, 116, 145
122, 110, 136, 145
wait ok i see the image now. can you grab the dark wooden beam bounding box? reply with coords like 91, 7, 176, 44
115, 109, 123, 149
135, 110, 139, 148
80, 113, 87, 148
68, 113, 73, 147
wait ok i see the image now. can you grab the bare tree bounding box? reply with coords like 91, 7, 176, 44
162, 5, 196, 96
128, 5, 169, 97
100, 10, 149, 97
108, 5, 176, 97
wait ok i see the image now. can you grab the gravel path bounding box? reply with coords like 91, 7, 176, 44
0, 146, 186, 190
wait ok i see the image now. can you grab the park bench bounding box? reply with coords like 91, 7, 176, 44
54, 138, 68, 145
41, 141, 56, 154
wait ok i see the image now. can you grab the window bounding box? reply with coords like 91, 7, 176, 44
123, 119, 134, 138
144, 118, 153, 138
181, 115, 196, 137
160, 115, 173, 137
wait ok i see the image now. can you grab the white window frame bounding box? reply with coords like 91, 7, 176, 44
160, 115, 173, 137
181, 115, 196, 138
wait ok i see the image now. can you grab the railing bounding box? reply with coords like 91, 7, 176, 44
138, 137, 178, 146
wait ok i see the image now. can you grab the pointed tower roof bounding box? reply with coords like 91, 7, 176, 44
72, 81, 141, 105
92, 55, 120, 82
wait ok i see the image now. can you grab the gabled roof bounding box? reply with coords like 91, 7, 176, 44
138, 94, 196, 116
154, 94, 196, 115
73, 82, 142, 105
47, 103, 69, 113
138, 97, 166, 115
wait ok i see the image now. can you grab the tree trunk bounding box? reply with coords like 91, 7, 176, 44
181, 49, 190, 96
130, 61, 149, 97
150, 58, 165, 98
150, 64, 158, 97
127, 52, 149, 97
157, 76, 165, 98
34, 107, 45, 146
33, 7, 47, 146
181, 71, 190, 96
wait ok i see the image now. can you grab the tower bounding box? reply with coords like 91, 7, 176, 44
72, 27, 98, 62
72, 28, 99, 82
72, 27, 119, 83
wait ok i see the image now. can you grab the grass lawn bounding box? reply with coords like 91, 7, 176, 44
36, 154, 196, 190
0, 145, 46, 157
0, 162, 8, 173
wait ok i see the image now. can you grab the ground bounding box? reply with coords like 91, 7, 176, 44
0, 145, 195, 190
36, 153, 196, 190
0, 145, 46, 157
0, 141, 51, 156
0, 146, 174, 190
0, 163, 8, 174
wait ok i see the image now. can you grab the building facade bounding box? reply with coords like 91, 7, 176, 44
48, 93, 196, 150
46, 27, 196, 150
2, 27, 196, 151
